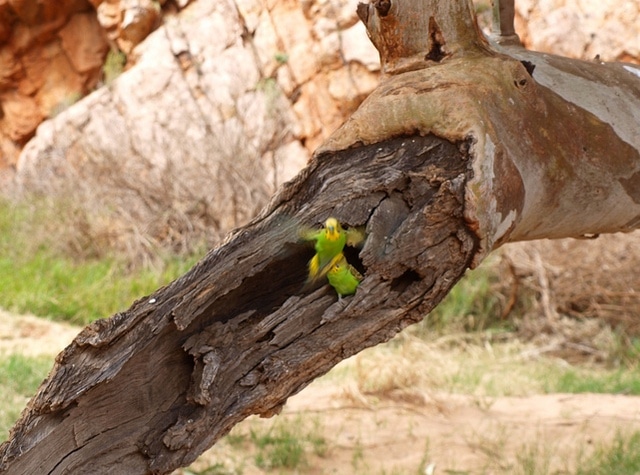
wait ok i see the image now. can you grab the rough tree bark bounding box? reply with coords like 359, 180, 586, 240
2, 0, 640, 473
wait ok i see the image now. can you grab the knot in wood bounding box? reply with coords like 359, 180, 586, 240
374, 0, 391, 16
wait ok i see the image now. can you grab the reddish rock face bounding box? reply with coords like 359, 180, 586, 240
0, 0, 166, 169
0, 0, 108, 168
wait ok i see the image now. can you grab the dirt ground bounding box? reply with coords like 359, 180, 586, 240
0, 311, 79, 357
274, 385, 640, 474
3, 309, 640, 474
191, 353, 640, 475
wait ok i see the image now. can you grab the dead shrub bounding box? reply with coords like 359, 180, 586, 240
501, 234, 640, 365
9, 91, 294, 268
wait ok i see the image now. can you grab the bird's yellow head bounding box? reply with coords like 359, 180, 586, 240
329, 262, 343, 275
324, 217, 342, 241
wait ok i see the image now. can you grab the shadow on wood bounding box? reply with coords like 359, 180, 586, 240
0, 135, 477, 473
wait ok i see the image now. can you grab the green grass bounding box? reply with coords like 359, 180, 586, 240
181, 463, 243, 475
0, 250, 198, 325
548, 367, 640, 395
411, 258, 517, 337
201, 416, 326, 472
0, 354, 54, 442
0, 198, 203, 325
103, 48, 127, 85
510, 431, 640, 474
249, 417, 326, 471
577, 431, 640, 474
0, 354, 51, 396
513, 440, 554, 475
252, 426, 305, 470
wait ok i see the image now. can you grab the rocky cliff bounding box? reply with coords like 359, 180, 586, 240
0, 0, 106, 168
0, 0, 195, 169
4, 0, 381, 259
516, 0, 639, 62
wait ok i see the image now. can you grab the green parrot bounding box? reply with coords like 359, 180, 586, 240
327, 253, 363, 299
302, 217, 365, 283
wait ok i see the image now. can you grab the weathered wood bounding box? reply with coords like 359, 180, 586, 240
356, 0, 487, 75
0, 135, 476, 473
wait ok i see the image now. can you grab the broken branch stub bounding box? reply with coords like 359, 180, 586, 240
327, 0, 640, 265
357, 0, 488, 75
491, 0, 518, 42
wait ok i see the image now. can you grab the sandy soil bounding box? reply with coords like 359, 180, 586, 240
2, 310, 640, 474
0, 310, 80, 356
278, 385, 640, 474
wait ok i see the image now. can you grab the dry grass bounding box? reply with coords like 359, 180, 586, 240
500, 233, 640, 366
7, 85, 294, 268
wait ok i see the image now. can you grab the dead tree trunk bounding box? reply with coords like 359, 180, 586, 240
2, 0, 640, 473
1, 135, 475, 474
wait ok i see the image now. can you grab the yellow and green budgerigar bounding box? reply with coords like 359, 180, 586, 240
327, 253, 363, 299
302, 217, 365, 283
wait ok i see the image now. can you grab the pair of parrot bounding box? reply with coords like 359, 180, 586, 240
302, 217, 365, 299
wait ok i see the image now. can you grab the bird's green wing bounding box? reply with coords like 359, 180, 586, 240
347, 263, 363, 281
308, 252, 343, 283
345, 226, 366, 247
299, 226, 322, 242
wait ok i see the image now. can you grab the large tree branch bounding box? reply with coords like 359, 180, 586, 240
2, 0, 640, 473
1, 135, 475, 473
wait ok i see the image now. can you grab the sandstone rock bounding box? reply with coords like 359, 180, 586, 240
32, 49, 87, 115
11, 0, 384, 255
0, 136, 22, 170
270, 6, 318, 84
15, 0, 309, 254
515, 0, 640, 62
0, 48, 21, 90
59, 12, 109, 73
0, 92, 41, 142
2, 0, 381, 170
0, 3, 14, 43
0, 0, 196, 166
95, 0, 190, 50
327, 62, 378, 112
249, 0, 380, 149
235, 0, 263, 34
96, 0, 121, 37
118, 0, 160, 53
340, 20, 379, 69
0, 0, 109, 166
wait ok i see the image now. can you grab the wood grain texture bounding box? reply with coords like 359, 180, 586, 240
0, 135, 478, 474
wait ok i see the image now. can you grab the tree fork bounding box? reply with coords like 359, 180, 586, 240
327, 0, 640, 262
3, 0, 640, 473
